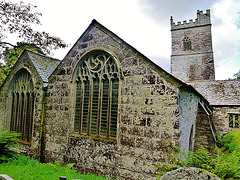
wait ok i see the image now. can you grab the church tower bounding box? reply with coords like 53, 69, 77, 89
170, 9, 215, 82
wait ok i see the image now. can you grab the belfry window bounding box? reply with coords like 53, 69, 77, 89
183, 37, 192, 51
10, 69, 34, 142
74, 51, 120, 140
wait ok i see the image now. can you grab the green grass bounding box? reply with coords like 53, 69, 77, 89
0, 155, 108, 180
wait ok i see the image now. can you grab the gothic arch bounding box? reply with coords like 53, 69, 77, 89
9, 68, 35, 142
72, 50, 121, 140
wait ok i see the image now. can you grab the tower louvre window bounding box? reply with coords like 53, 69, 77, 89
10, 69, 34, 142
74, 51, 120, 140
183, 37, 192, 51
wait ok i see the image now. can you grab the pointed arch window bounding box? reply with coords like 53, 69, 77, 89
10, 69, 34, 142
183, 37, 192, 51
74, 51, 120, 140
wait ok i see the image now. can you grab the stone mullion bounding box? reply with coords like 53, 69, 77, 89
21, 93, 27, 141
106, 76, 113, 139
80, 80, 86, 134
14, 93, 19, 132
10, 92, 16, 131
79, 81, 84, 134
24, 93, 30, 141
27, 93, 34, 142
87, 78, 93, 136
96, 79, 103, 136
233, 115, 236, 128
16, 93, 22, 134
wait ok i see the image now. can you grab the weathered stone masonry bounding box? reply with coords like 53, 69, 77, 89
0, 19, 216, 180
171, 10, 215, 82
42, 21, 214, 179
0, 51, 45, 158
171, 9, 240, 139
44, 23, 182, 179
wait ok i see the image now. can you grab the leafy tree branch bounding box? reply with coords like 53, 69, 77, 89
0, 0, 67, 59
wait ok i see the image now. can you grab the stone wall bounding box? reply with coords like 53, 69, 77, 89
194, 105, 215, 152
0, 52, 44, 158
213, 106, 240, 136
0, 20, 217, 180
171, 10, 215, 81
117, 57, 180, 179
43, 23, 181, 179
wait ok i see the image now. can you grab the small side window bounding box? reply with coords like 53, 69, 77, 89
228, 113, 239, 128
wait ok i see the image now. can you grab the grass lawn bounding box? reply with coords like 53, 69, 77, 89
0, 155, 108, 180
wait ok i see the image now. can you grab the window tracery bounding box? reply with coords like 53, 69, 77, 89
10, 69, 34, 142
74, 51, 120, 140
183, 37, 192, 51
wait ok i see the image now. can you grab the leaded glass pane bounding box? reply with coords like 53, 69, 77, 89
10, 69, 34, 142
110, 78, 119, 138
74, 51, 120, 139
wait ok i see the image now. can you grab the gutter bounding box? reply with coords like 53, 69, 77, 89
199, 100, 217, 143
39, 86, 47, 162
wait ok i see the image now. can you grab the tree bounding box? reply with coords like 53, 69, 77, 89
233, 69, 240, 79
0, 0, 67, 59
0, 42, 44, 85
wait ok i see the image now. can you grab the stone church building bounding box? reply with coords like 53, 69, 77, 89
0, 9, 238, 179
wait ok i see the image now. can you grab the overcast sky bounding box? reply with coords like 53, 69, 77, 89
9, 0, 240, 80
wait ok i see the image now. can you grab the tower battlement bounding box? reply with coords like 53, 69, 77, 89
171, 9, 211, 30
170, 9, 215, 81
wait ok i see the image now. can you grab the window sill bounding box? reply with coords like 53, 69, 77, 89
18, 140, 31, 145
69, 133, 116, 143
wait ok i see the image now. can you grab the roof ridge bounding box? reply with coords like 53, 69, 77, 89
25, 49, 61, 62
187, 79, 240, 83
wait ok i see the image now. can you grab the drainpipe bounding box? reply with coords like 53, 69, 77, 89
39, 86, 47, 162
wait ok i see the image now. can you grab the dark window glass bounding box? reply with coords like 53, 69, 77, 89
10, 69, 34, 142
183, 37, 192, 51
74, 51, 120, 140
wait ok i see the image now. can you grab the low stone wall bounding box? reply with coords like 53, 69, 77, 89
160, 167, 220, 180
0, 174, 14, 180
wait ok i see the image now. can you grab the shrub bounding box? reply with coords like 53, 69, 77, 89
154, 130, 240, 179
0, 129, 20, 162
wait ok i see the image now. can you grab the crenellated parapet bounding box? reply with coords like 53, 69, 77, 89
171, 9, 211, 30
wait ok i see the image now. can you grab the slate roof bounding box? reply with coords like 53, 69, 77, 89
188, 80, 240, 106
27, 50, 61, 83
49, 19, 209, 103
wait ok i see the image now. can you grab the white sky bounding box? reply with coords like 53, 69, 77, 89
8, 0, 240, 80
